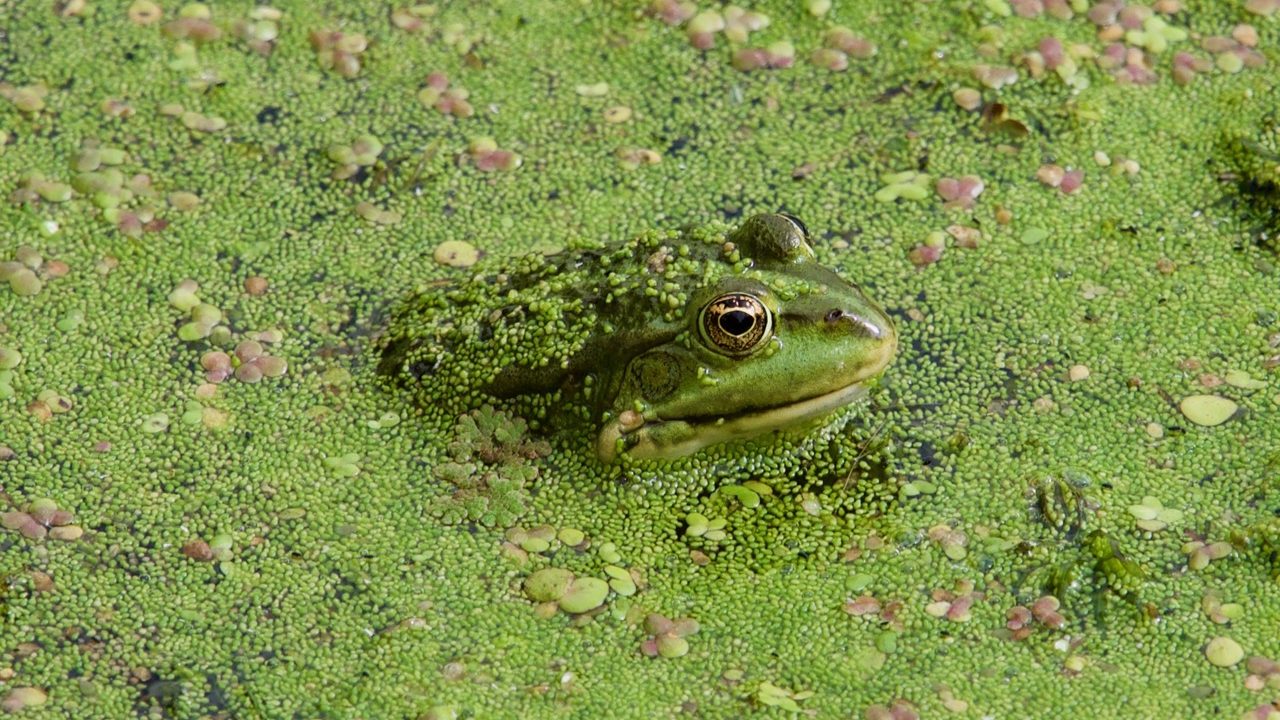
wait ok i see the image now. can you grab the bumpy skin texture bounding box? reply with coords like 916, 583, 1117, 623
380, 214, 896, 461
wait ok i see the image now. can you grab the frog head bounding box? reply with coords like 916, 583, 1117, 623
596, 213, 897, 462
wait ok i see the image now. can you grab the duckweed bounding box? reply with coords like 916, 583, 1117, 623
1183, 540, 1233, 571
3, 266, 42, 296
523, 567, 574, 602
597, 541, 622, 565
1207, 637, 1246, 668
558, 577, 608, 614
1225, 369, 1268, 390
0, 687, 48, 713
602, 105, 633, 124
140, 413, 170, 433
755, 681, 812, 712
324, 453, 361, 478
467, 137, 522, 172
2, 498, 78, 542
557, 528, 585, 546
1202, 593, 1245, 625
1180, 394, 1240, 426
311, 29, 368, 77
0, 1, 1278, 717
1127, 496, 1183, 533
641, 612, 698, 659
603, 565, 637, 596
718, 483, 761, 508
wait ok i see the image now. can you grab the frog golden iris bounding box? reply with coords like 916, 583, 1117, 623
700, 293, 772, 356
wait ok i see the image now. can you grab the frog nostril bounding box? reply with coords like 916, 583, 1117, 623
825, 309, 883, 339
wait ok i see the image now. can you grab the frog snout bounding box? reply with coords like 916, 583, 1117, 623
823, 308, 886, 340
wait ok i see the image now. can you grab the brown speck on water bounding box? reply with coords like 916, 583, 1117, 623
27, 401, 52, 422
201, 351, 232, 383
244, 276, 269, 296
844, 595, 881, 616
909, 244, 943, 267
1172, 53, 1208, 85
936, 176, 984, 210
617, 147, 662, 169
732, 41, 794, 72
952, 87, 981, 111
973, 64, 1018, 90
1038, 37, 1065, 70
811, 48, 848, 72
648, 0, 695, 26
1244, 0, 1279, 17
127, 0, 163, 25
1036, 164, 1066, 188
792, 162, 816, 180
1011, 0, 1043, 18
101, 97, 135, 118
1233, 24, 1259, 47
1031, 596, 1066, 629
825, 27, 875, 59
603, 105, 633, 123
947, 225, 981, 249
1059, 168, 1084, 194
391, 5, 436, 33
420, 73, 475, 118
164, 17, 221, 42
30, 570, 54, 593
182, 539, 214, 561
732, 48, 769, 72
684, 10, 724, 50
310, 30, 367, 78
54, 0, 88, 17
43, 259, 69, 278
865, 698, 919, 720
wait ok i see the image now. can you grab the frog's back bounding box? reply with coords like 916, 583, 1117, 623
377, 222, 737, 401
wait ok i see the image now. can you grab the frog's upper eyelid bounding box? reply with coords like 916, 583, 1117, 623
776, 212, 809, 238
826, 310, 885, 338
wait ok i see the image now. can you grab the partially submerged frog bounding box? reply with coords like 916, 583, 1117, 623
379, 213, 897, 462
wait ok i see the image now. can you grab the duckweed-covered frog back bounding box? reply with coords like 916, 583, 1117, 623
378, 220, 741, 400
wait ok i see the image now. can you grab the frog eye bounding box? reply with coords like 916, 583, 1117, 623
700, 293, 773, 356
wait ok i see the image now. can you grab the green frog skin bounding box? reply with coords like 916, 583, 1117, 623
379, 213, 897, 462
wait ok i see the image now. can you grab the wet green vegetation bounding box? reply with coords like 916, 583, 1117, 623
1, 0, 1279, 717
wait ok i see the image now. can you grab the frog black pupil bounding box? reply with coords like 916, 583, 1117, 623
720, 310, 754, 336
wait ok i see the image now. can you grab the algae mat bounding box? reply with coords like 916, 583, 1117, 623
1, 1, 1279, 718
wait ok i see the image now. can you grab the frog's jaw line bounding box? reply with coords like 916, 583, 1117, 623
596, 422, 624, 464
598, 383, 869, 462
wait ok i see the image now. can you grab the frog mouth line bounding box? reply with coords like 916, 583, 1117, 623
597, 382, 869, 462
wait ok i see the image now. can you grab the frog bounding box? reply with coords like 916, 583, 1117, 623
378, 212, 897, 462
